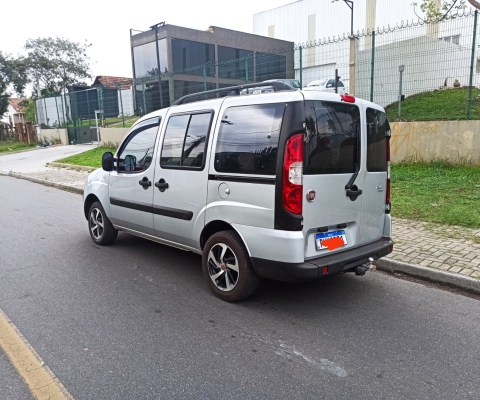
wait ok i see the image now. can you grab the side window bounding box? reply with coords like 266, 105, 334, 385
337, 80, 345, 88
366, 108, 388, 172
326, 79, 335, 88
304, 101, 360, 175
160, 112, 212, 169
117, 118, 160, 173
214, 103, 285, 175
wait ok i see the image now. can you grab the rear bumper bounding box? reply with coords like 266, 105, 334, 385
251, 237, 393, 283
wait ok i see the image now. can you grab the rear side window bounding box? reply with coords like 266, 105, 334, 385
214, 103, 285, 175
304, 101, 360, 175
160, 112, 212, 169
366, 108, 389, 172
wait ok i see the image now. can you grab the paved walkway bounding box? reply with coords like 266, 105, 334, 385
2, 147, 479, 286
387, 218, 480, 279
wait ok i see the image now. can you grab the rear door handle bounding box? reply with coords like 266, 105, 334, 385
155, 178, 169, 192
139, 177, 151, 189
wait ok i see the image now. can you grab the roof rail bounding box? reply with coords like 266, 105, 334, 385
173, 81, 296, 106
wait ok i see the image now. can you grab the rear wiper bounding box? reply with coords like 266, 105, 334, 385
345, 162, 363, 200
345, 162, 359, 190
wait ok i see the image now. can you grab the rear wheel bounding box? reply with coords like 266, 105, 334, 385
88, 201, 118, 245
202, 230, 260, 302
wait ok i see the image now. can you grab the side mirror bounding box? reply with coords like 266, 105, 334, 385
102, 152, 114, 171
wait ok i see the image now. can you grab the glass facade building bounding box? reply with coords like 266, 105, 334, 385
130, 25, 294, 115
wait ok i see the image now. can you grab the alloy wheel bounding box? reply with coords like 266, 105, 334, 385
207, 243, 239, 291
89, 208, 104, 240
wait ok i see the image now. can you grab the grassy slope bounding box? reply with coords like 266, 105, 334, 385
56, 147, 116, 169
391, 162, 480, 228
385, 88, 480, 122
0, 142, 36, 154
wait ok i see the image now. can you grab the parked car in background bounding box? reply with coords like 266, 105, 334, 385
303, 79, 348, 94
242, 79, 301, 95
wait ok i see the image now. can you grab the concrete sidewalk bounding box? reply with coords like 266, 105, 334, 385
5, 163, 480, 294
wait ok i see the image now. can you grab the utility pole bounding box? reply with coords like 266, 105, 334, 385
150, 21, 165, 109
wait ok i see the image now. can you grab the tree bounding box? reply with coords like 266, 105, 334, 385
0, 52, 28, 117
412, 0, 467, 22
20, 99, 36, 123
24, 37, 92, 96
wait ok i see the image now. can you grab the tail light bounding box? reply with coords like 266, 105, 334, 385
385, 137, 391, 214
282, 134, 304, 215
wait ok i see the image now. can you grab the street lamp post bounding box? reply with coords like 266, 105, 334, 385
150, 21, 165, 109
332, 0, 354, 37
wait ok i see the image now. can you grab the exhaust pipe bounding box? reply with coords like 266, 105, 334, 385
355, 257, 375, 276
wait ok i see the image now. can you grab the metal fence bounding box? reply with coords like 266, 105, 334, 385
34, 9, 480, 133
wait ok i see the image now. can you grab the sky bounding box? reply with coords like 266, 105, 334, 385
1, 0, 295, 85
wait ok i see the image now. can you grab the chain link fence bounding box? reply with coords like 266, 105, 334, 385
34, 10, 480, 136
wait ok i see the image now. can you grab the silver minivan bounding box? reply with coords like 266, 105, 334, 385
83, 82, 393, 302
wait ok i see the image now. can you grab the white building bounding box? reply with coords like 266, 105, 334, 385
1, 98, 26, 126
253, 0, 479, 106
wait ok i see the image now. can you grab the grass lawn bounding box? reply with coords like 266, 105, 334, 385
385, 88, 480, 122
56, 147, 116, 169
391, 162, 480, 228
0, 142, 36, 154
72, 116, 139, 128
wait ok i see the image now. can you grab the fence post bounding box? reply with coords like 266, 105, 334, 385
349, 37, 357, 96
43, 98, 48, 127
203, 65, 207, 92
142, 84, 147, 116
370, 31, 375, 103
467, 10, 478, 120
245, 58, 249, 84
54, 96, 61, 127
299, 46, 303, 89
86, 89, 92, 127
119, 86, 125, 127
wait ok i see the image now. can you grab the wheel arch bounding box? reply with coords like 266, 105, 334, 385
84, 194, 100, 220
200, 220, 251, 256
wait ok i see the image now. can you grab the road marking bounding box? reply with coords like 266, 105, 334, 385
0, 307, 73, 400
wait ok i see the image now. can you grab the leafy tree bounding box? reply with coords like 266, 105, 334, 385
20, 99, 36, 123
412, 0, 467, 22
0, 52, 28, 117
24, 37, 92, 96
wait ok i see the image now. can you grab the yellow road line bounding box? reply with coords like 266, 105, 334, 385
0, 307, 73, 400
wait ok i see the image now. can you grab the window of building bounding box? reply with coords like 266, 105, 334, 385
304, 101, 360, 175
135, 82, 170, 115
214, 104, 285, 175
117, 118, 161, 173
256, 52, 287, 81
366, 108, 389, 172
439, 34, 460, 45
171, 39, 215, 76
160, 112, 212, 169
173, 80, 216, 102
218, 46, 254, 80
133, 39, 168, 80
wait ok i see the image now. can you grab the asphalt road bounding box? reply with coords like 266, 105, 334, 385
1, 176, 479, 400
0, 144, 92, 174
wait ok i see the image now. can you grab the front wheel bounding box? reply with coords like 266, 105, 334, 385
202, 231, 260, 302
88, 201, 118, 245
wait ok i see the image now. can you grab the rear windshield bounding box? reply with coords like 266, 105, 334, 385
366, 108, 389, 172
214, 103, 285, 175
304, 101, 360, 175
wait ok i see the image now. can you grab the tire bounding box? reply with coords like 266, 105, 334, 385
202, 230, 260, 302
88, 201, 118, 245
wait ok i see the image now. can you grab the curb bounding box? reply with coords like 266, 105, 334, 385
375, 258, 480, 295
46, 162, 97, 172
7, 172, 84, 195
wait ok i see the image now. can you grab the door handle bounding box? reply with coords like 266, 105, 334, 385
346, 184, 362, 201
139, 177, 151, 189
155, 178, 169, 192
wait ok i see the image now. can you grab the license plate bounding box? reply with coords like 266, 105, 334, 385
315, 230, 347, 251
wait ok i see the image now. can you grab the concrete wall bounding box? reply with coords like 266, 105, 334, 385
99, 128, 129, 147
390, 121, 480, 165
39, 128, 68, 145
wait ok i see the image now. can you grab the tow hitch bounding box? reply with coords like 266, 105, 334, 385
355, 257, 376, 276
